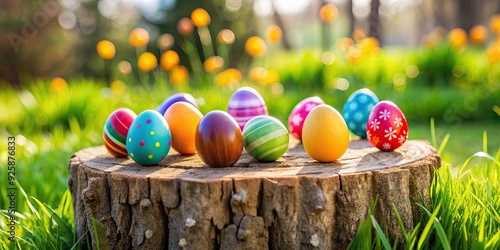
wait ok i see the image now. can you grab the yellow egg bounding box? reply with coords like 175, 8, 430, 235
302, 104, 349, 162
164, 102, 203, 155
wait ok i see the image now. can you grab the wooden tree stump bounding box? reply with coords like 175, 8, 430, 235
68, 139, 440, 249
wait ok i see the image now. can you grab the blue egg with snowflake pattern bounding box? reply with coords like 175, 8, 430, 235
342, 88, 379, 138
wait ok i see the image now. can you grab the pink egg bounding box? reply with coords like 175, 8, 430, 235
227, 87, 268, 130
288, 96, 325, 140
366, 101, 409, 151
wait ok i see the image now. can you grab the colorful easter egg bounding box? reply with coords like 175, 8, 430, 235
288, 96, 325, 140
227, 87, 268, 130
366, 101, 408, 151
126, 110, 172, 165
302, 105, 349, 162
164, 102, 203, 155
342, 88, 379, 138
157, 93, 199, 115
103, 108, 137, 157
195, 111, 243, 167
243, 116, 289, 162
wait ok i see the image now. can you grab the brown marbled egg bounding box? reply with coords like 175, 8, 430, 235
195, 110, 243, 167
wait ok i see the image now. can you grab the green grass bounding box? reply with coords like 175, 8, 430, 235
349, 124, 500, 250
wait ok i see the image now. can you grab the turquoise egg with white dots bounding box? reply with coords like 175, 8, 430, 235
342, 88, 379, 138
243, 115, 289, 162
126, 110, 172, 166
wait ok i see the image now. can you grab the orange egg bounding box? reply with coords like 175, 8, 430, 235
302, 104, 349, 162
164, 102, 203, 155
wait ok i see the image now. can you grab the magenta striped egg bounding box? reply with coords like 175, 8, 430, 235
227, 87, 268, 130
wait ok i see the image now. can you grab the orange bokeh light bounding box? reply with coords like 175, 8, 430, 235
266, 25, 282, 45
245, 36, 267, 57
137, 52, 157, 73
191, 8, 211, 28
96, 40, 116, 60
170, 65, 189, 86
215, 68, 242, 86
447, 28, 468, 48
160, 50, 180, 72
320, 4, 338, 23
129, 28, 150, 48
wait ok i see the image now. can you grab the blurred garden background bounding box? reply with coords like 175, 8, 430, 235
1, 0, 499, 249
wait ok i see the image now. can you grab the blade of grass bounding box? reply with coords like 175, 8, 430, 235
408, 223, 421, 249
15, 181, 40, 220
42, 202, 74, 239
485, 229, 500, 249
458, 152, 500, 179
483, 131, 488, 153
70, 231, 87, 250
370, 215, 392, 250
468, 191, 500, 224
92, 217, 100, 250
392, 203, 410, 244
437, 133, 450, 155
430, 118, 437, 148
417, 203, 451, 250
478, 213, 486, 245
31, 197, 52, 219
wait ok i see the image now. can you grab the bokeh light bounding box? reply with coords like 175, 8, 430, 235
469, 25, 489, 45
489, 14, 500, 33
203, 56, 224, 73
245, 36, 267, 57
352, 29, 367, 43
346, 45, 363, 63
266, 25, 282, 45
160, 50, 180, 71
335, 78, 350, 91
110, 80, 126, 95
447, 28, 468, 49
336, 37, 354, 52
137, 52, 157, 72
118, 61, 132, 75
177, 17, 194, 36
215, 68, 242, 86
50, 77, 68, 93
217, 29, 236, 44
319, 3, 338, 23
191, 8, 211, 28
157, 33, 175, 51
321, 51, 335, 65
170, 65, 189, 85
96, 40, 116, 60
406, 65, 419, 78
360, 37, 380, 55
129, 28, 150, 48
486, 45, 500, 64
249, 67, 280, 86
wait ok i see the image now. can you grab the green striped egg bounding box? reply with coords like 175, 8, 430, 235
242, 115, 289, 162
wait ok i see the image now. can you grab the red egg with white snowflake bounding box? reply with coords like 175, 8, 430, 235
288, 96, 325, 140
366, 101, 408, 151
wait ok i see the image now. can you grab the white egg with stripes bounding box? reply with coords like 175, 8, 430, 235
242, 115, 289, 162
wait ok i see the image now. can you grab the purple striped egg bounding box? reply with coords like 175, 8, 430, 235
227, 87, 268, 130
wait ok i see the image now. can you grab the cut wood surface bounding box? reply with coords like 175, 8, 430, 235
68, 138, 440, 249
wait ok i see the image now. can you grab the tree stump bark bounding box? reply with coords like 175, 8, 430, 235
68, 139, 440, 249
